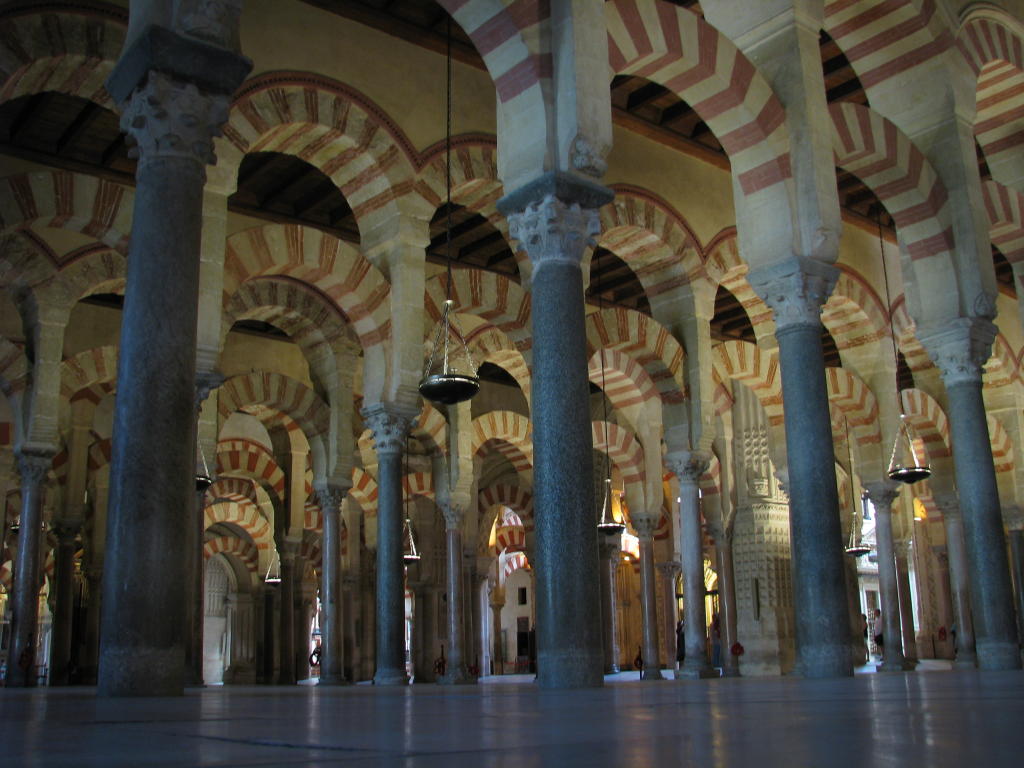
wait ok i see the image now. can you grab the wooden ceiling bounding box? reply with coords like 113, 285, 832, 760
0, 0, 1006, 379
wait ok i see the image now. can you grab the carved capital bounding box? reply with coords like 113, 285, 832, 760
507, 195, 600, 270
16, 451, 52, 488
52, 519, 82, 544
598, 537, 621, 560
361, 402, 417, 457
666, 450, 711, 485
632, 515, 658, 541
919, 317, 997, 388
656, 560, 681, 580
176, 0, 244, 51
316, 485, 348, 516
121, 71, 230, 168
1001, 504, 1024, 532
933, 492, 960, 521
748, 257, 838, 333
195, 371, 225, 412
441, 501, 465, 529
864, 480, 901, 513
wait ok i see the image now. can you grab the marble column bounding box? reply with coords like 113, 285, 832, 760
936, 494, 977, 666
226, 593, 255, 683
48, 519, 81, 685
80, 565, 102, 684
342, 574, 357, 682
277, 547, 297, 684
502, 180, 612, 688
260, 587, 275, 684
633, 517, 664, 680
669, 451, 715, 679
490, 589, 506, 675
8, 452, 52, 688
598, 535, 621, 674
865, 482, 909, 672
317, 486, 349, 685
98, 33, 250, 695
749, 258, 852, 678
713, 537, 740, 678
894, 540, 919, 666
922, 320, 1021, 669
361, 403, 416, 685
1009, 528, 1024, 648
472, 571, 486, 675
657, 561, 681, 674
438, 504, 473, 684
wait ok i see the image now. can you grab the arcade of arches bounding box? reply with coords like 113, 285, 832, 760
1, 0, 1024, 732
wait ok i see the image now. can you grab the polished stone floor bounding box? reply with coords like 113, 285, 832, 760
2, 666, 1023, 767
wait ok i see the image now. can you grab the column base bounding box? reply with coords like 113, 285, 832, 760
605, 664, 620, 674
877, 658, 913, 673
640, 667, 667, 681
536, 652, 604, 689
373, 669, 409, 686
675, 664, 717, 680
977, 640, 1023, 671
318, 674, 352, 686
953, 652, 977, 668
720, 665, 741, 678
98, 648, 184, 697
437, 669, 477, 685
795, 645, 853, 678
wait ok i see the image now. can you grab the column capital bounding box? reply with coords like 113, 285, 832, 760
51, 519, 82, 544
1002, 504, 1024, 531
864, 479, 901, 508
918, 317, 997, 388
933, 492, 961, 521
16, 450, 53, 487
361, 402, 418, 456
666, 450, 711, 485
656, 560, 681, 579
315, 485, 349, 515
506, 195, 602, 270
705, 519, 730, 544
748, 257, 838, 333
598, 536, 621, 560
632, 514, 658, 541
441, 501, 465, 529
893, 539, 913, 558
120, 71, 232, 168
195, 371, 225, 412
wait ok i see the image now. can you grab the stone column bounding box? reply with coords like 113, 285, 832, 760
98, 33, 250, 695
8, 452, 52, 688
490, 587, 506, 675
260, 586, 275, 683
277, 547, 297, 684
922, 320, 1021, 669
936, 494, 977, 666
502, 180, 612, 688
472, 572, 486, 675
317, 486, 349, 685
657, 561, 681, 674
894, 540, 919, 666
749, 258, 852, 678
80, 565, 102, 684
361, 403, 416, 685
632, 517, 664, 680
342, 574, 357, 682
713, 535, 740, 677
1009, 529, 1024, 647
865, 482, 909, 672
669, 451, 715, 679
226, 593, 256, 683
438, 504, 473, 684
597, 535, 621, 674
48, 519, 81, 685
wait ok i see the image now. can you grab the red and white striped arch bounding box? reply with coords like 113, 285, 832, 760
982, 180, 1024, 263
205, 476, 261, 509
413, 401, 448, 456
472, 410, 532, 458
606, 0, 792, 198
424, 270, 531, 353
465, 325, 532, 401
60, 346, 118, 402
987, 415, 1014, 474
900, 388, 952, 461
204, 536, 259, 576
983, 334, 1018, 389
589, 347, 659, 417
823, 0, 952, 92
349, 466, 380, 515
87, 438, 111, 472
0, 338, 29, 397
224, 74, 420, 230
215, 439, 287, 506
829, 103, 954, 265
0, 171, 133, 253
598, 185, 703, 295
478, 484, 534, 534
0, 4, 125, 108
218, 371, 330, 441
891, 299, 932, 373
705, 230, 775, 344
223, 224, 390, 351
502, 551, 530, 581
586, 307, 686, 405
823, 269, 888, 354
957, 14, 1024, 186
591, 420, 646, 505
711, 340, 783, 426
204, 500, 273, 554
402, 471, 434, 501
825, 367, 882, 449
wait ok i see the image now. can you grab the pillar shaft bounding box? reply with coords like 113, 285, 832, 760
598, 538, 620, 674
97, 68, 239, 697
867, 484, 908, 672
894, 542, 919, 663
939, 498, 977, 665
185, 484, 205, 686
1009, 530, 1024, 647
636, 523, 664, 680
491, 600, 506, 675
750, 258, 851, 678
439, 523, 473, 683
48, 523, 79, 685
362, 404, 415, 686
503, 186, 611, 689
715, 539, 740, 677
318, 487, 348, 685
8, 453, 51, 688
278, 553, 296, 684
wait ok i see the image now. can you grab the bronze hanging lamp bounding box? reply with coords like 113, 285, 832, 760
403, 434, 422, 564
195, 439, 214, 492
418, 18, 480, 406
845, 491, 872, 557
876, 210, 930, 485
594, 254, 625, 536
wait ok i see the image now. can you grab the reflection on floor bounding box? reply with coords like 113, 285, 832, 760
2, 664, 1021, 767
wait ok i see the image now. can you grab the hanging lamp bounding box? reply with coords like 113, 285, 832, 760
403, 434, 422, 564
418, 18, 479, 406
594, 253, 625, 536
195, 439, 214, 492
845, 491, 872, 557
265, 550, 281, 584
875, 209, 931, 485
